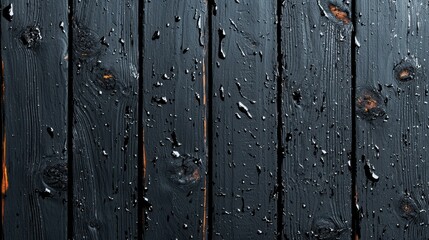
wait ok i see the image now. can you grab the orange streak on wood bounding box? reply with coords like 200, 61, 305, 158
103, 74, 113, 79
203, 118, 207, 143
202, 57, 208, 240
1, 133, 6, 222
1, 60, 7, 221
329, 4, 350, 24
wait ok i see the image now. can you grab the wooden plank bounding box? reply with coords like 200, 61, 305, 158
142, 1, 208, 239
281, 1, 352, 238
1, 0, 68, 239
72, 0, 139, 239
356, 1, 429, 238
210, 1, 278, 239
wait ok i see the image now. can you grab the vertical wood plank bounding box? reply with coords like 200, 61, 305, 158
1, 0, 68, 239
142, 1, 208, 239
72, 0, 139, 239
211, 1, 278, 239
356, 1, 429, 238
282, 1, 352, 238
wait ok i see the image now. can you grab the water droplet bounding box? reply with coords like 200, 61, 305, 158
219, 85, 225, 100
172, 151, 181, 158
47, 127, 54, 138
102, 150, 108, 157
292, 90, 302, 104
100, 36, 109, 47
151, 96, 168, 105
59, 21, 65, 33
364, 161, 379, 182
3, 3, 13, 22
355, 37, 361, 48
237, 102, 252, 119
218, 28, 226, 59
152, 30, 160, 40
161, 73, 170, 80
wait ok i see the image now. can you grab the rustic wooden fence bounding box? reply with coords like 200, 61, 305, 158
1, 0, 428, 239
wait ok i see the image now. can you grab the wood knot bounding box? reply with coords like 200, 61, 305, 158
329, 4, 350, 24
394, 57, 419, 82
168, 155, 202, 186
42, 162, 68, 191
21, 26, 42, 48
356, 87, 386, 121
310, 217, 346, 239
73, 23, 103, 60
318, 1, 351, 25
395, 194, 425, 223
95, 68, 117, 90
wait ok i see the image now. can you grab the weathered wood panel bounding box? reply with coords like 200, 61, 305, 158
72, 0, 139, 239
282, 1, 352, 239
356, 1, 429, 238
210, 1, 278, 239
1, 0, 68, 239
142, 1, 208, 239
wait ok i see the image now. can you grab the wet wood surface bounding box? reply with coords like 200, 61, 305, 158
1, 0, 429, 239
142, 0, 208, 239
210, 1, 278, 239
355, 0, 429, 239
72, 0, 139, 239
281, 1, 353, 239
1, 0, 68, 239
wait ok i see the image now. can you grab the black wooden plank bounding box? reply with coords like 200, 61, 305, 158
282, 1, 352, 239
142, 1, 208, 239
210, 1, 278, 239
72, 0, 139, 239
1, 0, 68, 239
356, 1, 429, 238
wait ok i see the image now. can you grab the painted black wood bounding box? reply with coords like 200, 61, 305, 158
1, 0, 68, 239
210, 1, 279, 239
72, 0, 139, 239
281, 1, 353, 239
142, 1, 208, 239
3, 0, 429, 239
355, 0, 429, 238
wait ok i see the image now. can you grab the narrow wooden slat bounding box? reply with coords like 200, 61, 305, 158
142, 1, 208, 239
356, 1, 429, 238
210, 1, 278, 239
282, 1, 352, 238
72, 0, 139, 238
1, 0, 68, 239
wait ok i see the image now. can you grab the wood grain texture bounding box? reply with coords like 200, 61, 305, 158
1, 0, 68, 239
72, 0, 139, 239
210, 1, 278, 239
142, 1, 208, 239
281, 1, 352, 239
356, 1, 429, 238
